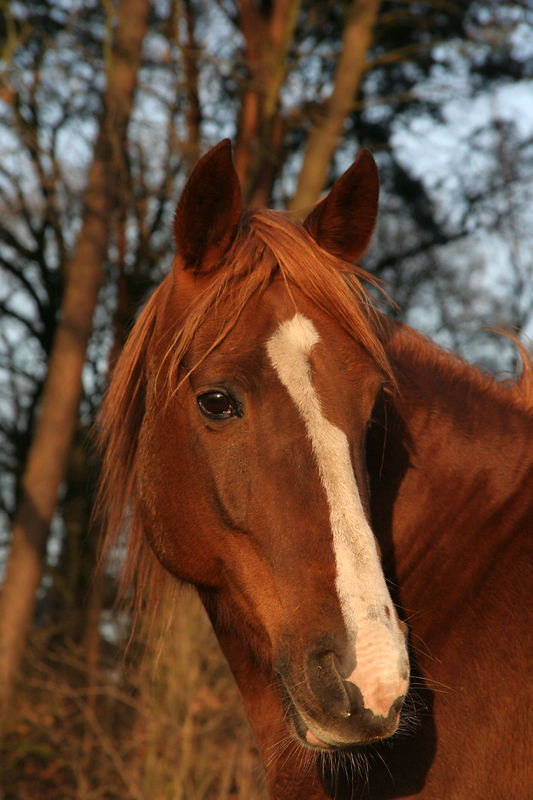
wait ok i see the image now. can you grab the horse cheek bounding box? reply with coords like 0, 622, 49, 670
206, 438, 254, 531
135, 411, 219, 585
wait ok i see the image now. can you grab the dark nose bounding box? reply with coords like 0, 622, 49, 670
342, 679, 405, 737
305, 647, 406, 740
305, 650, 352, 718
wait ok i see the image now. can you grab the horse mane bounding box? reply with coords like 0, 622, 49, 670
162, 209, 392, 395
96, 208, 392, 625
507, 334, 533, 410
95, 285, 168, 620
384, 319, 533, 415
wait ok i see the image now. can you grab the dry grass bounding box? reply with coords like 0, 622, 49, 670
0, 589, 268, 800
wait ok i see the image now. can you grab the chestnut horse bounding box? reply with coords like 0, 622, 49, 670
98, 140, 533, 799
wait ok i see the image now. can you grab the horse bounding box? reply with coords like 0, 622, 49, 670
98, 139, 533, 799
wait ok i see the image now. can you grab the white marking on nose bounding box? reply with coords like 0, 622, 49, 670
266, 314, 409, 717
347, 619, 409, 717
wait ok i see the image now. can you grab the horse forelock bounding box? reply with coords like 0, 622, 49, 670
162, 208, 394, 397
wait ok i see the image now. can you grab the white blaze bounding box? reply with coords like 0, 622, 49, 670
266, 314, 408, 717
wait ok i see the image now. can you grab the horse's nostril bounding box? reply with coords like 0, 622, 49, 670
343, 678, 364, 715
306, 650, 351, 718
333, 648, 355, 679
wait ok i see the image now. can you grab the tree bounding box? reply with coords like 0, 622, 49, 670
289, 0, 382, 211
0, 0, 151, 718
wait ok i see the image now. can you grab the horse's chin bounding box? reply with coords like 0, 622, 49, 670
287, 702, 338, 751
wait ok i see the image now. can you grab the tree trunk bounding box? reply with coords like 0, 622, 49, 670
0, 0, 151, 721
235, 0, 301, 206
289, 0, 382, 213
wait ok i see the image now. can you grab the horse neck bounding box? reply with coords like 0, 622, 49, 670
371, 324, 533, 618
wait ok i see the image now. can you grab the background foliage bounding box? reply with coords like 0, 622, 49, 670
0, 1, 532, 797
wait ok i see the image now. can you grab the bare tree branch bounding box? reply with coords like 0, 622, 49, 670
289, 0, 383, 212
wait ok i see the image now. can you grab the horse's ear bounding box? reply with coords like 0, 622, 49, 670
304, 149, 379, 263
174, 139, 243, 272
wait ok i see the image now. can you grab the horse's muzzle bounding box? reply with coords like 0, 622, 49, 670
278, 631, 409, 750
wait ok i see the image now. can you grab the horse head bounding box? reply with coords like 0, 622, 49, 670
104, 140, 409, 752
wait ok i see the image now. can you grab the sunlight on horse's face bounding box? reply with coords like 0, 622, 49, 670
138, 280, 409, 750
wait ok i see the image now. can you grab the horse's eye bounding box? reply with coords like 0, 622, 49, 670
197, 391, 240, 420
